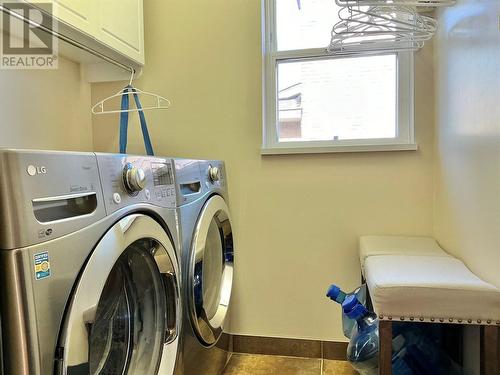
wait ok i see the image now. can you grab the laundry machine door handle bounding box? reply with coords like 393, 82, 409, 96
162, 271, 179, 344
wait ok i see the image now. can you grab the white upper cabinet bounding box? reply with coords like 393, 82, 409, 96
26, 0, 145, 67
96, 0, 144, 65
52, 0, 93, 36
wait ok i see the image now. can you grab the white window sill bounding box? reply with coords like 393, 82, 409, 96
261, 143, 418, 155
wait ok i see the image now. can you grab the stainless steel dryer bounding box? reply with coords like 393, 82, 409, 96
0, 149, 181, 375
174, 159, 234, 375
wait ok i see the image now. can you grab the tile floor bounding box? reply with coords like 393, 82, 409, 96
223, 353, 357, 375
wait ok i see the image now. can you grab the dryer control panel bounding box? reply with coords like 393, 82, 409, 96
202, 160, 227, 190
96, 154, 176, 214
172, 158, 227, 206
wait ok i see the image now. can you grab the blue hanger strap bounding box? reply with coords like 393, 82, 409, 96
130, 87, 154, 156
119, 86, 131, 154
119, 85, 155, 156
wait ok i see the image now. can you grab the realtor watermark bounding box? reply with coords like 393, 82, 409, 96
1, 2, 58, 69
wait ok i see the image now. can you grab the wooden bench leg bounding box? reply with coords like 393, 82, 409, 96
443, 323, 463, 366
379, 320, 392, 375
481, 325, 499, 375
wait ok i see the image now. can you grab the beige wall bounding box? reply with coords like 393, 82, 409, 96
434, 3, 500, 372
434, 0, 500, 289
0, 57, 93, 151
92, 0, 435, 341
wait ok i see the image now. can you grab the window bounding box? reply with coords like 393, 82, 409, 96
262, 0, 416, 154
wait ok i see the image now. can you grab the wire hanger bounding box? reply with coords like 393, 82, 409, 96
335, 0, 455, 7
327, 5, 437, 54
91, 68, 172, 115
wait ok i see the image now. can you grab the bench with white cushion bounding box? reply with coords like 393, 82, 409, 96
359, 236, 500, 374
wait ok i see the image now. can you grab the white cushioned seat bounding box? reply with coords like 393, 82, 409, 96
359, 235, 451, 275
365, 255, 500, 324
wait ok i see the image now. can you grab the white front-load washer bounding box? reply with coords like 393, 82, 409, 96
0, 149, 181, 375
173, 159, 234, 375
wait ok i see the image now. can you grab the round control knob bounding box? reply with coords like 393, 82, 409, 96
123, 163, 146, 193
208, 166, 220, 182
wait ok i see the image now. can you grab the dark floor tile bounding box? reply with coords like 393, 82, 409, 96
223, 354, 321, 375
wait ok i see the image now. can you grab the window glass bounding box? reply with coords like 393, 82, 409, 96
265, 0, 414, 151
276, 0, 340, 51
277, 54, 397, 142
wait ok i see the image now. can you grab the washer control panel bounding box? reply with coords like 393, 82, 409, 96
0, 149, 107, 249
96, 154, 176, 214
123, 162, 147, 193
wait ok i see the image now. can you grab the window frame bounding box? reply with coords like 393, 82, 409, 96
261, 0, 417, 155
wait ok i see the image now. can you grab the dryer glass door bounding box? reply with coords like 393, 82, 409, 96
189, 195, 234, 346
58, 215, 180, 375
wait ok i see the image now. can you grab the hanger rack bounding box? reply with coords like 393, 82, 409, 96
327, 5, 437, 54
335, 0, 456, 7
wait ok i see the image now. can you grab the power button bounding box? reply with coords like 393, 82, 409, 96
113, 192, 122, 204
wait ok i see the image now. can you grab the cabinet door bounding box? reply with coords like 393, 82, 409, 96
52, 0, 93, 35
28, 0, 94, 36
24, 0, 145, 68
96, 0, 144, 64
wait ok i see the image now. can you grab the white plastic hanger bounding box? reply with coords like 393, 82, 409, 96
91, 69, 171, 115
327, 5, 437, 54
335, 0, 455, 7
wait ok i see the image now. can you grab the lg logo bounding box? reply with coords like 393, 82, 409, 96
27, 165, 47, 176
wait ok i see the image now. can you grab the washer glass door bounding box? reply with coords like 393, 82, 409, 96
58, 215, 179, 375
190, 195, 234, 346
88, 240, 164, 374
